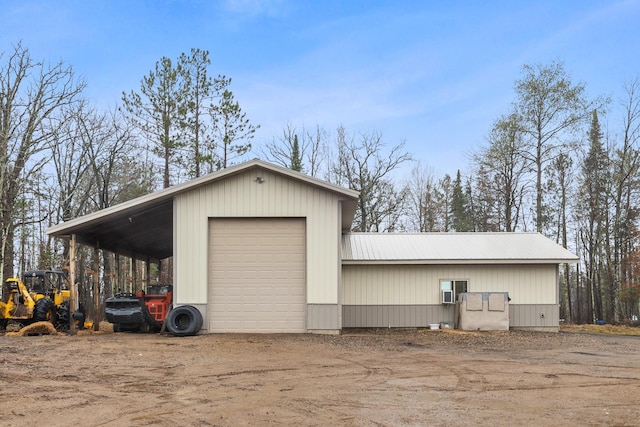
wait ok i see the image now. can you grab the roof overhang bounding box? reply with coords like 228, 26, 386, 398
49, 199, 174, 262
342, 259, 578, 265
47, 159, 360, 260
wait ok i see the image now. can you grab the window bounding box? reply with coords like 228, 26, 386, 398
440, 279, 468, 303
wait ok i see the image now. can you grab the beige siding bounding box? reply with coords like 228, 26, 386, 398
342, 264, 558, 306
174, 168, 342, 305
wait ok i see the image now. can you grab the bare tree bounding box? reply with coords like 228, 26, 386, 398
513, 62, 602, 232
437, 174, 453, 232
548, 152, 575, 321
261, 123, 328, 177
470, 166, 500, 232
84, 107, 151, 211
330, 126, 412, 232
474, 114, 530, 231
606, 79, 640, 322
406, 163, 440, 232
0, 43, 85, 281
260, 123, 299, 168
50, 102, 94, 224
304, 125, 328, 178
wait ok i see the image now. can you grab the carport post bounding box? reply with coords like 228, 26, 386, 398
69, 234, 77, 336
115, 253, 120, 293
133, 257, 138, 292
93, 244, 100, 331
146, 257, 150, 289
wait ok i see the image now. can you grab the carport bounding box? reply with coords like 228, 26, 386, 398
48, 192, 177, 334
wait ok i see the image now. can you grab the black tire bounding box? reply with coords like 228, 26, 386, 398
72, 308, 86, 330
137, 319, 151, 333
165, 305, 202, 337
34, 298, 56, 323
141, 303, 162, 332
113, 323, 122, 332
185, 305, 203, 328
56, 300, 70, 331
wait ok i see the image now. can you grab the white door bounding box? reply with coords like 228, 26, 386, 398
208, 218, 306, 332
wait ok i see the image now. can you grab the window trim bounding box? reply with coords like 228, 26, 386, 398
439, 279, 469, 303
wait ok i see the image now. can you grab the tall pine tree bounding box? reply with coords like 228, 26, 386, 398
450, 170, 473, 232
291, 135, 303, 172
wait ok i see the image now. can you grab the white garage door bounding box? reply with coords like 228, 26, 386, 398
208, 218, 306, 333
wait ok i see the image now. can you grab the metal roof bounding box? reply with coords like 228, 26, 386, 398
47, 159, 359, 261
342, 232, 579, 264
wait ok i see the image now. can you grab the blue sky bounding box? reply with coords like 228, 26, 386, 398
1, 0, 639, 178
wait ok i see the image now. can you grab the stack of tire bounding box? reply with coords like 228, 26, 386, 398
165, 305, 203, 337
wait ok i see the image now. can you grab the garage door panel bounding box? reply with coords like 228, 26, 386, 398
208, 218, 306, 333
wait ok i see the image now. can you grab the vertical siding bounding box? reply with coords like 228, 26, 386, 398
509, 304, 559, 329
174, 168, 342, 305
341, 304, 559, 329
342, 264, 558, 306
342, 305, 455, 328
307, 304, 341, 330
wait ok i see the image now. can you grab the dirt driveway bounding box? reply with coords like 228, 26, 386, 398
1, 328, 639, 426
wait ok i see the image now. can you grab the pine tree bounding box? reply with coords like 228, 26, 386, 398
579, 109, 608, 322
291, 135, 303, 172
210, 85, 259, 169
450, 170, 472, 232
122, 56, 184, 188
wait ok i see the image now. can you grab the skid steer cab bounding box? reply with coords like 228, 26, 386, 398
0, 270, 87, 331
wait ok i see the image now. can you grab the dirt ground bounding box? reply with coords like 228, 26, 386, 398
1, 327, 639, 427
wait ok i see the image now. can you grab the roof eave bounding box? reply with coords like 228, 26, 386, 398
47, 159, 360, 237
342, 258, 580, 265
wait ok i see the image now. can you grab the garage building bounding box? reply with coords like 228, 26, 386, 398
47, 160, 578, 333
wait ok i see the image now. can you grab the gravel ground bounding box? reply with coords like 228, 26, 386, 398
1, 328, 639, 426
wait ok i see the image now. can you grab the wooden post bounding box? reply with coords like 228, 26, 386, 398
132, 256, 138, 293
69, 234, 77, 336
93, 244, 100, 332
115, 253, 120, 293
146, 256, 151, 289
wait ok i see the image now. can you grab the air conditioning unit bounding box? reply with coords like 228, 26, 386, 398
442, 289, 455, 304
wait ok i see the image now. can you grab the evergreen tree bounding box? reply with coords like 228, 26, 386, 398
291, 134, 303, 172
210, 84, 259, 169
450, 170, 472, 231
578, 109, 608, 322
178, 48, 216, 178
122, 56, 184, 188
